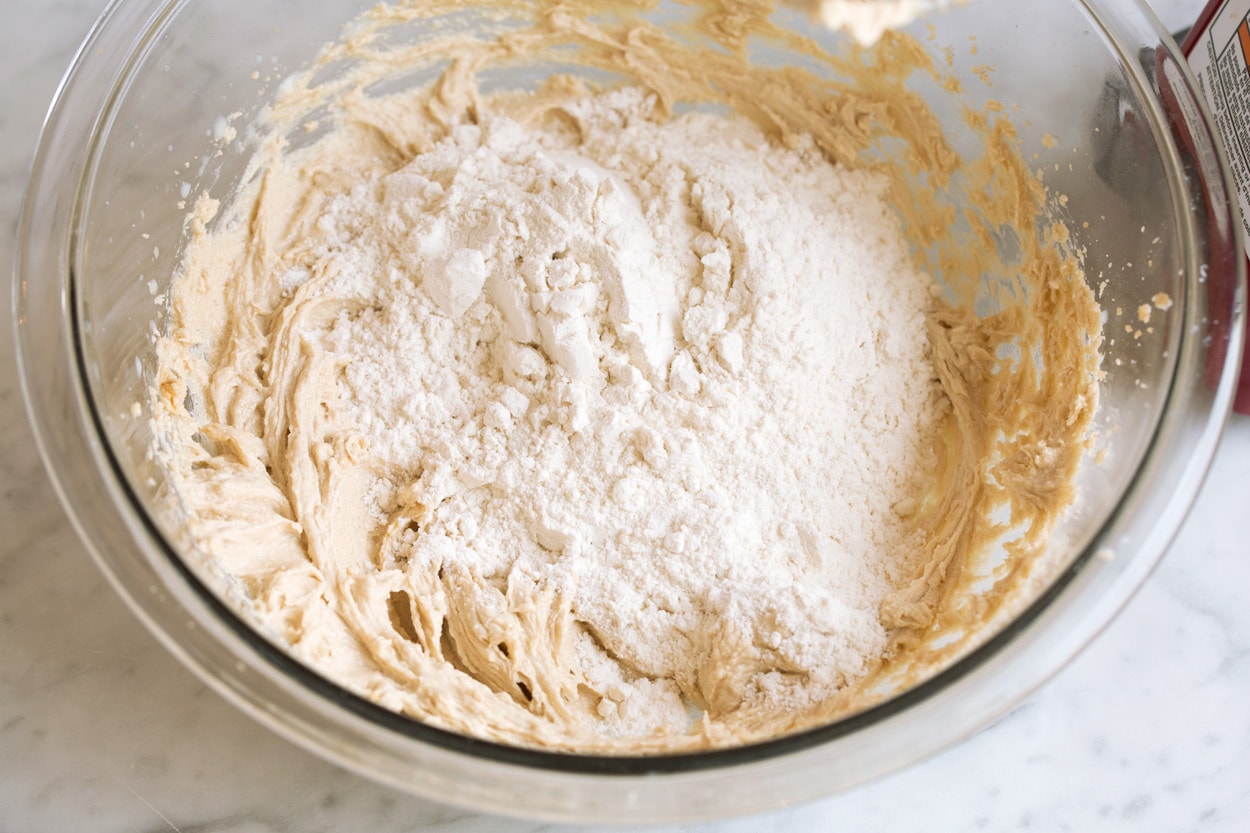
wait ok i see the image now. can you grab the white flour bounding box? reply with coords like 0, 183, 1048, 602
815, 0, 952, 45
306, 88, 945, 726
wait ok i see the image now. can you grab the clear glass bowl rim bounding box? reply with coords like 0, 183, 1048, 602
11, 0, 1246, 822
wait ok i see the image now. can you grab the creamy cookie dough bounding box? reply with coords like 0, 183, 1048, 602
150, 0, 1102, 753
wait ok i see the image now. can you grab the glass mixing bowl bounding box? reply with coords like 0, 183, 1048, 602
13, 0, 1245, 822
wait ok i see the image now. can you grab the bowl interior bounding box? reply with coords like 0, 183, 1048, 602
50, 0, 1233, 812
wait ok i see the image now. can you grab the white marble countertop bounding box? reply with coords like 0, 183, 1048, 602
2, 0, 1247, 830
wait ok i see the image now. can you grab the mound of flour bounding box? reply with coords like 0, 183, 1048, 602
815, 0, 952, 45
299, 87, 945, 729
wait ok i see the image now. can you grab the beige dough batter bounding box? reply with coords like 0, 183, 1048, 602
150, 0, 1102, 753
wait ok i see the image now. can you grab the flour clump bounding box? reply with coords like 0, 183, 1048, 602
273, 86, 947, 737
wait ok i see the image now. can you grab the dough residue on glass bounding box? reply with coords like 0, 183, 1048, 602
150, 0, 1102, 753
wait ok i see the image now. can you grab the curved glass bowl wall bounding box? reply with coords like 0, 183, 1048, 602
14, 0, 1244, 822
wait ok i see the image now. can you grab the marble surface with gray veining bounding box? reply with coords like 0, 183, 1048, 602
2, 0, 1247, 830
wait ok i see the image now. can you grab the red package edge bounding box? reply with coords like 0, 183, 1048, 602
1176, 0, 1250, 414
